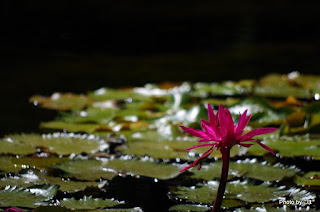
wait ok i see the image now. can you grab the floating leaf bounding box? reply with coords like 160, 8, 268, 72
60, 196, 124, 210
34, 205, 72, 212
117, 138, 244, 160
0, 133, 108, 156
9, 156, 69, 170
40, 121, 112, 133
169, 204, 210, 212
294, 172, 320, 186
91, 207, 143, 212
254, 73, 313, 99
0, 157, 23, 173
191, 159, 297, 181
30, 93, 89, 111
193, 80, 253, 97
54, 160, 117, 181
248, 136, 320, 158
0, 185, 58, 208
61, 108, 117, 124
88, 88, 151, 101
171, 181, 295, 204
0, 169, 106, 192
55, 158, 181, 181
229, 98, 293, 127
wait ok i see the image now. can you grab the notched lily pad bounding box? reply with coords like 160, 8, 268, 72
229, 97, 292, 127
117, 136, 244, 160
169, 204, 210, 212
55, 158, 182, 181
0, 169, 106, 192
191, 159, 297, 181
170, 180, 309, 205
294, 172, 320, 186
40, 121, 112, 133
60, 196, 124, 210
0, 133, 109, 156
0, 185, 58, 208
254, 73, 314, 99
248, 136, 320, 159
30, 93, 89, 111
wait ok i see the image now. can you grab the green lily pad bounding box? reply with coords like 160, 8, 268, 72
248, 136, 320, 159
40, 121, 112, 133
88, 88, 151, 101
191, 159, 297, 181
0, 133, 109, 156
294, 172, 320, 186
90, 208, 144, 212
229, 97, 293, 127
54, 159, 117, 181
60, 196, 124, 210
0, 157, 23, 173
0, 169, 106, 192
254, 73, 313, 99
34, 205, 72, 212
9, 156, 69, 170
55, 158, 182, 181
117, 138, 244, 160
287, 113, 320, 134
170, 181, 306, 205
30, 93, 89, 111
203, 98, 240, 107
193, 80, 253, 97
234, 205, 299, 212
61, 108, 117, 124
169, 204, 210, 212
0, 185, 58, 208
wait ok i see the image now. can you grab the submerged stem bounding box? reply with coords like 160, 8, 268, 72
212, 147, 230, 212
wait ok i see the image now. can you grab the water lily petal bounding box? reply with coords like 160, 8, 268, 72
241, 127, 277, 141
179, 147, 214, 172
180, 126, 211, 139
235, 110, 251, 135
185, 143, 217, 151
207, 104, 217, 129
239, 142, 254, 147
251, 139, 275, 155
201, 120, 217, 139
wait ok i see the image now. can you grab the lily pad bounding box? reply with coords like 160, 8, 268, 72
0, 157, 23, 173
0, 169, 107, 192
61, 108, 117, 124
40, 121, 112, 133
229, 97, 293, 127
30, 93, 89, 111
55, 158, 182, 181
88, 88, 151, 101
169, 204, 210, 212
89, 208, 144, 212
294, 172, 320, 186
9, 156, 69, 170
170, 181, 302, 205
248, 136, 320, 159
191, 159, 297, 181
60, 196, 124, 210
0, 133, 109, 156
253, 73, 313, 99
117, 138, 244, 160
0, 185, 58, 208
193, 80, 253, 97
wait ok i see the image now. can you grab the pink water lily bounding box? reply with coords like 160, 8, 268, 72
179, 104, 277, 172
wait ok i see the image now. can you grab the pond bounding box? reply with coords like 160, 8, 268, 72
0, 72, 319, 211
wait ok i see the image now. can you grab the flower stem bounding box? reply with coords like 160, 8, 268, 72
212, 147, 230, 212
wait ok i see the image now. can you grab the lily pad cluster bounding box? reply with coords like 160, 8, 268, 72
0, 72, 319, 211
